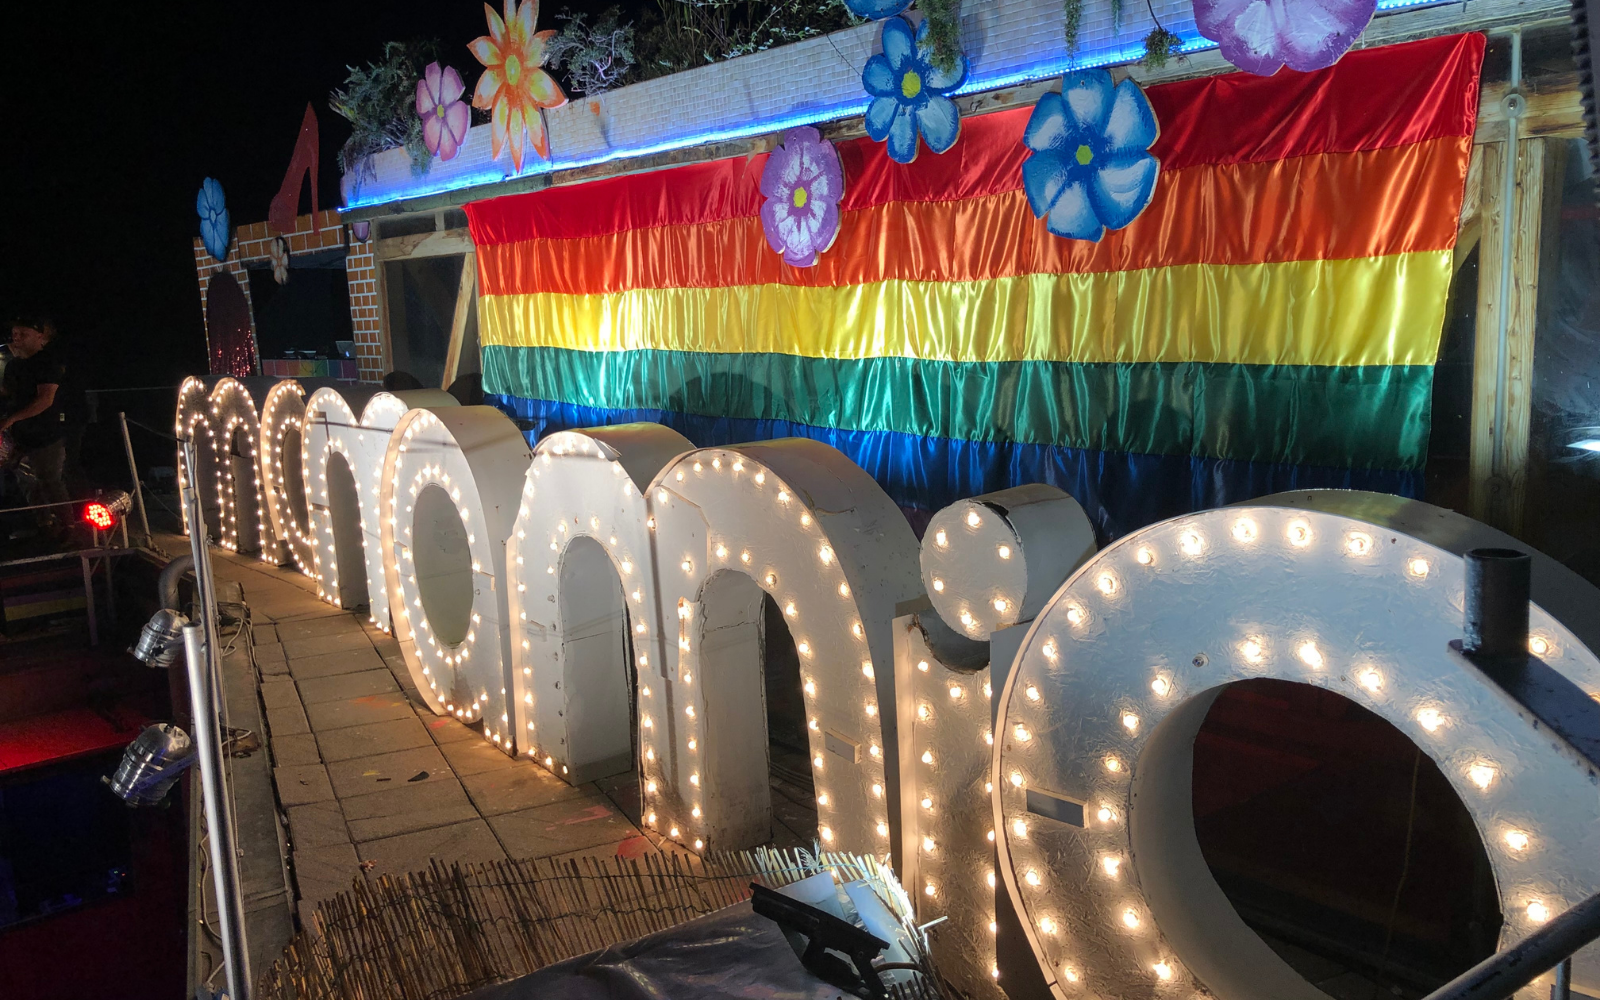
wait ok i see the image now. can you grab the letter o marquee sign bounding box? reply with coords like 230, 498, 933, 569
995, 505, 1600, 1000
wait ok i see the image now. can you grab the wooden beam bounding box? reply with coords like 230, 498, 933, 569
1498, 139, 1559, 534
1469, 144, 1507, 523
374, 228, 474, 262
1468, 137, 1553, 532
1476, 72, 1586, 144
441, 253, 477, 390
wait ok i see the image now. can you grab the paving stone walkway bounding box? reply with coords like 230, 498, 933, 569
179, 538, 816, 930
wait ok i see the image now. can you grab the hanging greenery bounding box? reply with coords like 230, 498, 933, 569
1142, 25, 1181, 68
1063, 0, 1084, 55
329, 40, 440, 177
919, 0, 963, 74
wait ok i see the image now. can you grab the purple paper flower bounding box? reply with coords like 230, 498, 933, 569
1193, 0, 1376, 75
416, 62, 471, 161
759, 127, 845, 268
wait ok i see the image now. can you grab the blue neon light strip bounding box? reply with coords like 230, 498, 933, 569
345, 0, 1448, 211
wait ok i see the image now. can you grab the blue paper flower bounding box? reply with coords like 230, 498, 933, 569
197, 177, 232, 262
844, 0, 913, 18
862, 17, 967, 165
1021, 70, 1161, 242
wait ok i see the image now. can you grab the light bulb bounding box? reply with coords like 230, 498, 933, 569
966, 511, 981, 527
1012, 818, 1027, 836
1240, 638, 1265, 663
1527, 901, 1552, 923
1151, 676, 1171, 697
1504, 830, 1530, 852
1122, 909, 1141, 929
1286, 520, 1313, 547
1105, 756, 1123, 773
1025, 870, 1041, 887
1010, 771, 1024, 788
1417, 707, 1444, 732
1026, 685, 1040, 701
1153, 962, 1174, 981
1121, 713, 1139, 732
1407, 557, 1430, 578
861, 661, 874, 679
1529, 635, 1551, 656
1346, 532, 1373, 556
1468, 762, 1497, 789
1102, 856, 1121, 876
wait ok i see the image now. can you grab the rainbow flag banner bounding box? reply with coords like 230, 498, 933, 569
466, 34, 1482, 537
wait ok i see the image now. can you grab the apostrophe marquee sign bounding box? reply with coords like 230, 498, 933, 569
176, 380, 1600, 997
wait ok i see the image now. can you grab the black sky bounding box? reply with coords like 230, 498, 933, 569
2, 0, 528, 393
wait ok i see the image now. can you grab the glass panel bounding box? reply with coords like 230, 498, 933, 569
383, 255, 465, 389
1524, 138, 1600, 584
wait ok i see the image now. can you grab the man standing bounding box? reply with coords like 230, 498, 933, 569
1, 316, 68, 535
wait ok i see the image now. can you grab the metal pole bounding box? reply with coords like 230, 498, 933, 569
1552, 957, 1572, 1000
179, 437, 251, 1000
182, 624, 251, 1000
119, 411, 152, 546
1420, 890, 1600, 1000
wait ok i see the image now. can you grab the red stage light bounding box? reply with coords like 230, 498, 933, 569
84, 501, 116, 531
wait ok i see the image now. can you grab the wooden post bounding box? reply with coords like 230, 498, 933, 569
1467, 136, 1549, 535
441, 252, 477, 390
1468, 143, 1506, 524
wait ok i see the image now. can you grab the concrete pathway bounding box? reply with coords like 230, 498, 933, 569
176, 537, 815, 932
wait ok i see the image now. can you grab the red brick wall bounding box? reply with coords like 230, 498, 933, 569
193, 208, 382, 383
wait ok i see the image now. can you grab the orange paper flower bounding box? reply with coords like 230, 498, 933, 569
468, 0, 566, 172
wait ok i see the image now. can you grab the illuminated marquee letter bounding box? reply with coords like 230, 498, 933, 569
303, 387, 459, 617
507, 425, 692, 782
205, 378, 272, 557
382, 406, 530, 750
995, 503, 1600, 999
644, 441, 922, 856
352, 391, 458, 632
259, 380, 316, 573
897, 485, 1096, 997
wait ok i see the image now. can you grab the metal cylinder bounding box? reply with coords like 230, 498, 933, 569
105, 723, 195, 805
158, 554, 194, 612
1464, 548, 1531, 659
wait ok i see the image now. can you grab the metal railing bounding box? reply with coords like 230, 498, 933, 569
1421, 891, 1600, 1000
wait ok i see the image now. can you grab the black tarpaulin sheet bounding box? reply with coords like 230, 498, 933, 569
459, 901, 847, 1000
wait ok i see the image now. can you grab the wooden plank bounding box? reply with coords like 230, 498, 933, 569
441, 252, 477, 390
374, 227, 474, 262
1499, 138, 1556, 534
1455, 145, 1485, 273
1468, 143, 1507, 523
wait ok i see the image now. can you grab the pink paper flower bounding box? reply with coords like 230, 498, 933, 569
417, 62, 471, 161
1193, 0, 1375, 76
759, 127, 844, 268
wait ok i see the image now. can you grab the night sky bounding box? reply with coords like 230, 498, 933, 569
3, 1, 522, 394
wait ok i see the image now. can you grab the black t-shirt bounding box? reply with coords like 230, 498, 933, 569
2, 350, 66, 448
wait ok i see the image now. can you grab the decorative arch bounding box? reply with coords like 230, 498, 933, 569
642, 439, 922, 856
206, 378, 271, 556
357, 390, 458, 632
994, 504, 1600, 1000
381, 406, 530, 751
302, 387, 378, 608
260, 380, 314, 572
507, 425, 692, 783
175, 377, 220, 539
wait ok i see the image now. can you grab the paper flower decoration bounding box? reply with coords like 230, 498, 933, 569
1193, 0, 1375, 75
844, 0, 913, 18
469, 0, 567, 172
1021, 70, 1160, 242
862, 16, 967, 164
269, 237, 290, 285
759, 127, 845, 268
197, 177, 231, 262
417, 62, 471, 162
